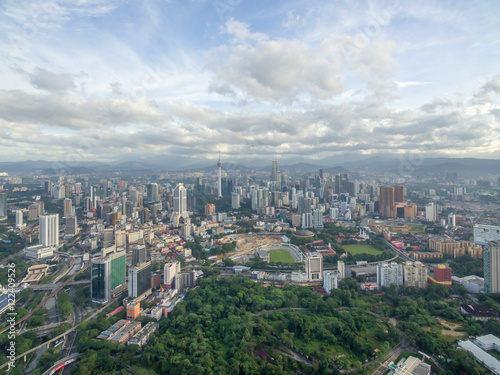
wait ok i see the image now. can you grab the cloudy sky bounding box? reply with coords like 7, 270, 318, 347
1, 0, 499, 164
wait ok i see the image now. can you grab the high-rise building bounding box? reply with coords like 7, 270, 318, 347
425, 203, 438, 222
377, 262, 403, 287
39, 214, 59, 247
305, 252, 323, 281
485, 241, 500, 293
63, 198, 73, 218
173, 183, 188, 219
44, 181, 52, 195
132, 245, 147, 266
15, 210, 23, 228
313, 209, 323, 229
217, 152, 222, 198
231, 193, 240, 210
337, 261, 345, 279
270, 160, 281, 191
65, 216, 78, 237
146, 183, 160, 202
403, 261, 427, 288
91, 249, 126, 303
323, 270, 340, 294
128, 261, 152, 298
164, 261, 181, 288
301, 212, 313, 228
0, 192, 7, 220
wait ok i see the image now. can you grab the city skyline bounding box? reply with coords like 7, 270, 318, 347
0, 1, 499, 164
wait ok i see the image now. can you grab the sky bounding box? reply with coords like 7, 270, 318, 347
0, 0, 500, 165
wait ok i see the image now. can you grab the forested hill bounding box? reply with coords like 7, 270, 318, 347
72, 269, 495, 374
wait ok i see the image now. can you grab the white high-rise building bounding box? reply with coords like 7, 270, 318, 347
173, 183, 188, 219
147, 183, 160, 202
323, 270, 340, 294
448, 213, 456, 227
313, 209, 323, 229
15, 210, 24, 228
301, 213, 313, 228
39, 214, 59, 247
377, 262, 403, 287
425, 203, 438, 222
164, 261, 181, 289
329, 207, 339, 219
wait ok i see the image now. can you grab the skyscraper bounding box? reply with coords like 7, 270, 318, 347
39, 214, 59, 247
128, 261, 152, 298
270, 160, 281, 190
217, 152, 222, 198
173, 183, 188, 219
485, 241, 500, 293
63, 198, 73, 218
91, 249, 126, 303
0, 192, 7, 220
146, 183, 159, 202
132, 245, 147, 266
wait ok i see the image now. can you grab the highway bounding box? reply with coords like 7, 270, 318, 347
0, 261, 90, 335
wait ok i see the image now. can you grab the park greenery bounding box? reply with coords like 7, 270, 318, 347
65, 267, 497, 375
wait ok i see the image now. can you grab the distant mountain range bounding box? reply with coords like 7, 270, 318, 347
0, 156, 499, 177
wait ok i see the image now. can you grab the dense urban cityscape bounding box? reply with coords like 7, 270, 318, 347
0, 157, 500, 374
1, 0, 500, 374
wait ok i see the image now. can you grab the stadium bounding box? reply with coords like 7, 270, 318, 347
255, 243, 304, 263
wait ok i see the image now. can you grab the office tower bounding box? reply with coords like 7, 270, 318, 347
44, 181, 52, 195
379, 186, 395, 217
403, 262, 427, 288
128, 261, 152, 298
305, 252, 323, 281
63, 198, 73, 218
91, 251, 125, 303
89, 186, 95, 210
146, 183, 159, 202
65, 216, 78, 237
231, 193, 240, 210
217, 152, 222, 198
0, 192, 7, 220
164, 261, 181, 288
39, 214, 59, 247
291, 213, 301, 227
121, 196, 127, 216
394, 185, 404, 203
448, 213, 456, 227
132, 245, 147, 266
323, 270, 340, 294
15, 210, 23, 228
485, 241, 500, 293
173, 183, 188, 219
377, 262, 403, 287
270, 160, 281, 190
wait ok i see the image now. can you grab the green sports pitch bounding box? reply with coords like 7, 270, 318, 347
269, 250, 295, 263
342, 244, 383, 255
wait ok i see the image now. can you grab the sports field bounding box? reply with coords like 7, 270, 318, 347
342, 244, 383, 255
269, 250, 295, 263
